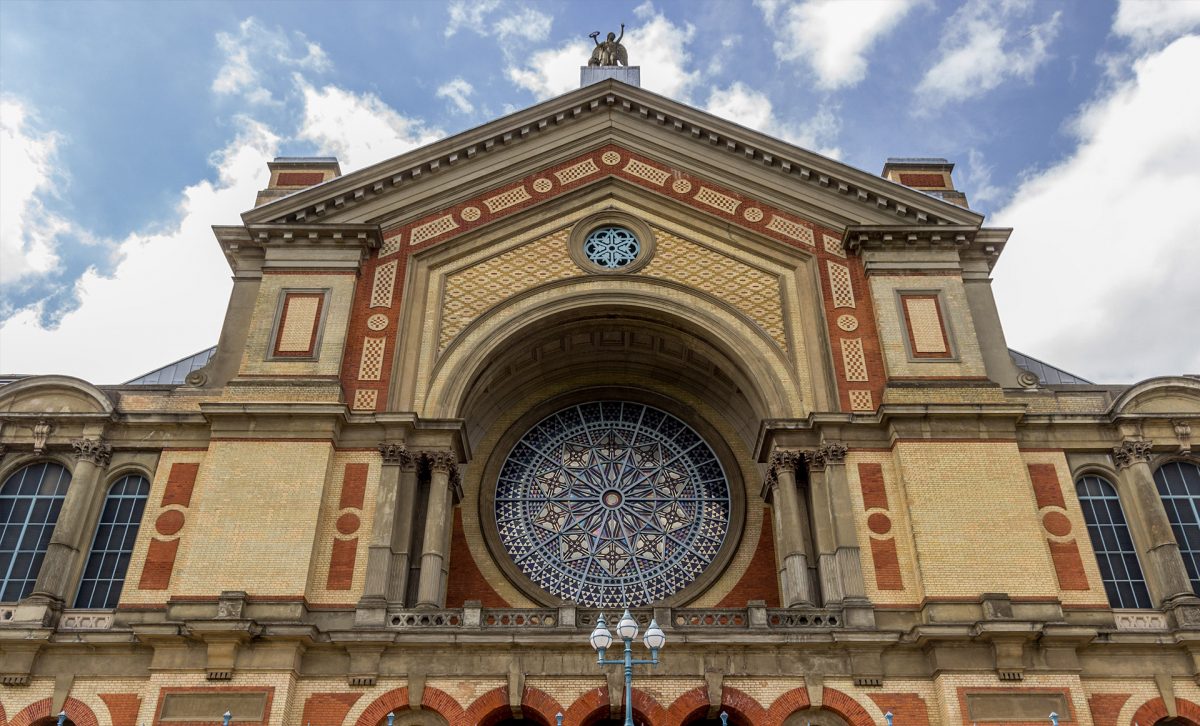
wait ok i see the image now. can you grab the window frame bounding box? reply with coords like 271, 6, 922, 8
1153, 458, 1200, 595
0, 458, 74, 603
72, 469, 152, 610
1075, 472, 1153, 609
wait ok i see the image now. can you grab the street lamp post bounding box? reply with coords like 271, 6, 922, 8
589, 609, 666, 726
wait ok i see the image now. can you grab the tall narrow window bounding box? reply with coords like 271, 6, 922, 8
1155, 461, 1200, 594
0, 462, 72, 601
1076, 475, 1152, 608
74, 474, 150, 609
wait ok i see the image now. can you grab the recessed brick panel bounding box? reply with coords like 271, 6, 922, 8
138, 538, 180, 590
339, 463, 368, 510
858, 463, 889, 510
327, 537, 358, 590
1028, 463, 1066, 509
870, 538, 904, 590
276, 171, 325, 186
99, 693, 141, 726
1048, 540, 1090, 590
898, 172, 947, 188
300, 692, 361, 726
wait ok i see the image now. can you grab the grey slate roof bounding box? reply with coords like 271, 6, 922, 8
1010, 349, 1093, 385
124, 346, 216, 385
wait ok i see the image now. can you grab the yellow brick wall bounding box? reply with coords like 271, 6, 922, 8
121, 449, 208, 605
845, 451, 926, 605
932, 672, 1094, 726
240, 273, 356, 377
170, 440, 334, 596
868, 276, 987, 379
306, 450, 381, 604
894, 441, 1059, 597
1020, 450, 1111, 607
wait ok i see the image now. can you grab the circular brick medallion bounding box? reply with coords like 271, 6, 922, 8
1042, 511, 1072, 537
460, 206, 482, 222
743, 207, 764, 222
532, 178, 553, 193
837, 314, 859, 332
601, 151, 621, 165
156, 510, 185, 537
867, 512, 892, 535
672, 179, 692, 194
336, 512, 361, 535
367, 314, 389, 331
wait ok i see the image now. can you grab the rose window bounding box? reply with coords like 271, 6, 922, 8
495, 401, 730, 607
583, 226, 640, 268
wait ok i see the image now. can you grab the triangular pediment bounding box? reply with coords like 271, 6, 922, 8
243, 80, 983, 234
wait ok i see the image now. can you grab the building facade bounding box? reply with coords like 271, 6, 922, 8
1, 79, 1199, 726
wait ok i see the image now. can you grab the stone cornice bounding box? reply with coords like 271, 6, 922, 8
244, 81, 982, 230
844, 225, 1011, 270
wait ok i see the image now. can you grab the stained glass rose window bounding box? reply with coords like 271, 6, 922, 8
495, 401, 731, 607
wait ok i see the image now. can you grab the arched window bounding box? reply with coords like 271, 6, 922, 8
0, 462, 72, 601
1155, 460, 1200, 593
1076, 475, 1152, 608
74, 473, 150, 609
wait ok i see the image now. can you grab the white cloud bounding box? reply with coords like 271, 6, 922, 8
704, 82, 841, 158
917, 1, 1061, 104
0, 119, 278, 382
1113, 0, 1200, 46
755, 0, 918, 90
212, 17, 330, 104
436, 77, 476, 114
495, 7, 553, 43
295, 78, 444, 172
0, 97, 67, 286
445, 0, 501, 37
506, 2, 699, 101
959, 149, 1003, 209
992, 35, 1200, 382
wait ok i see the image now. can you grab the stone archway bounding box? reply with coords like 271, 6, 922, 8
783, 708, 852, 726
372, 711, 448, 726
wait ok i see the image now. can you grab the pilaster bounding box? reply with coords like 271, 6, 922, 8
765, 450, 813, 607
415, 450, 460, 608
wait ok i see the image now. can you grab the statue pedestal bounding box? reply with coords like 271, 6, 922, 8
580, 65, 641, 88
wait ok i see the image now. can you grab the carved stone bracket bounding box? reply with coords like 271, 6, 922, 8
1176, 421, 1194, 455
378, 442, 415, 468
1113, 440, 1154, 469
70, 437, 112, 467
807, 442, 848, 471
32, 420, 53, 454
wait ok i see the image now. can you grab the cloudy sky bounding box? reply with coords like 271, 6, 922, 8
1, 0, 1198, 384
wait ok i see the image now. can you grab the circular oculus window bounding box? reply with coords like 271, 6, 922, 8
583, 226, 641, 269
494, 401, 731, 608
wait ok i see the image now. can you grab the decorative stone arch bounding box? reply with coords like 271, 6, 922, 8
664, 686, 768, 726
461, 686, 560, 726
8, 697, 99, 726
766, 688, 875, 726
1130, 696, 1200, 726
0, 375, 115, 416
1109, 376, 1200, 417
422, 279, 807, 422
563, 686, 666, 726
354, 687, 464, 726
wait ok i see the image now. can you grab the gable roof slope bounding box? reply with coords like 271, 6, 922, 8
243, 80, 984, 231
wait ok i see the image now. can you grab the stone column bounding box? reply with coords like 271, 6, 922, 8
766, 450, 813, 607
415, 451, 459, 609
811, 443, 869, 608
360, 444, 418, 618
1113, 440, 1195, 604
31, 438, 111, 602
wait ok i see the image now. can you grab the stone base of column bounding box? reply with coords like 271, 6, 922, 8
10, 593, 61, 628
354, 596, 389, 627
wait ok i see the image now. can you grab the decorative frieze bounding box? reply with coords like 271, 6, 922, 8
71, 437, 112, 467
1113, 440, 1154, 469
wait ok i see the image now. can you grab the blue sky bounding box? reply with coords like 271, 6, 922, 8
1, 0, 1198, 384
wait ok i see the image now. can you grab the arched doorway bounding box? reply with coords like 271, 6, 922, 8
491, 717, 553, 726
784, 708, 851, 726
31, 719, 76, 726
374, 711, 448, 726
1156, 719, 1200, 726
683, 716, 752, 726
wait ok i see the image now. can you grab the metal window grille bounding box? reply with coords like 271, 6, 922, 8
583, 226, 640, 268
1076, 475, 1152, 608
0, 462, 72, 601
74, 474, 150, 609
1155, 461, 1200, 594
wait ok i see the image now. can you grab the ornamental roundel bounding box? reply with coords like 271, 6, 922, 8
583, 226, 640, 268
495, 401, 731, 608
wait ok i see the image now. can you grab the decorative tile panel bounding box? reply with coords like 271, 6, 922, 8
369, 261, 398, 309
352, 389, 378, 411
483, 186, 532, 214
827, 262, 856, 308
622, 159, 671, 186
694, 186, 741, 215
823, 233, 846, 257
379, 234, 402, 257
554, 158, 600, 185
409, 214, 460, 246
849, 390, 874, 411
841, 338, 869, 382
766, 215, 815, 246
358, 337, 386, 381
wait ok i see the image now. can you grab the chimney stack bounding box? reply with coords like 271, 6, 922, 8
881, 157, 968, 208
255, 157, 342, 207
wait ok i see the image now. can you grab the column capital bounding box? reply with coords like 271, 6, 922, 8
378, 442, 415, 468
423, 449, 458, 474
769, 449, 805, 474
807, 442, 848, 471
1113, 440, 1154, 469
71, 437, 112, 467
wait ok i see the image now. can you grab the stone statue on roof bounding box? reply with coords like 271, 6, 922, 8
588, 24, 628, 67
